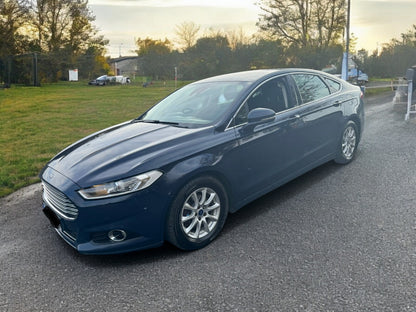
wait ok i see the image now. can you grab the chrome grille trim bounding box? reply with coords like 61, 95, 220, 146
42, 182, 78, 220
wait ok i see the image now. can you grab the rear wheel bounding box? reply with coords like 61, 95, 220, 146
335, 121, 358, 164
166, 176, 228, 251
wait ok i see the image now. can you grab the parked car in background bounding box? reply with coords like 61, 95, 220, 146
41, 69, 364, 255
322, 65, 368, 87
88, 75, 109, 86
88, 75, 131, 86
348, 68, 368, 85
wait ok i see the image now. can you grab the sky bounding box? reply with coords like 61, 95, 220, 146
88, 0, 416, 58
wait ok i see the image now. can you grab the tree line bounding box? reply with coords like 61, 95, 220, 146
136, 0, 416, 81
138, 0, 348, 80
358, 25, 416, 78
2, 0, 416, 85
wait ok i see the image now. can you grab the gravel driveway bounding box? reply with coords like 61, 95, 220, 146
1, 92, 416, 312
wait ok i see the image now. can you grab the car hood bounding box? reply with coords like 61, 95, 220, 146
46, 121, 209, 187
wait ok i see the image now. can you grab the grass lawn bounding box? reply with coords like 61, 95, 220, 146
0, 81, 183, 197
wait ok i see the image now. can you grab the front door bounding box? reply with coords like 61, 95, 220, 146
223, 75, 305, 207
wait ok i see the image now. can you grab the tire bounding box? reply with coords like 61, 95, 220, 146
334, 120, 358, 164
166, 176, 229, 251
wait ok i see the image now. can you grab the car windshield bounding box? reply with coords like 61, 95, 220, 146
139, 81, 249, 127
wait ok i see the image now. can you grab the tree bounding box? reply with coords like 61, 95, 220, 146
0, 0, 30, 56
246, 38, 286, 69
227, 27, 252, 51
181, 34, 232, 79
0, 0, 33, 84
135, 37, 173, 79
135, 37, 172, 56
31, 0, 100, 54
27, 0, 108, 81
257, 0, 345, 50
174, 21, 200, 51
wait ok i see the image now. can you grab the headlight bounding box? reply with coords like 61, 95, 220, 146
78, 170, 163, 199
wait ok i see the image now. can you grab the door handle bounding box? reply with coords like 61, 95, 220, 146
288, 114, 302, 127
333, 100, 341, 107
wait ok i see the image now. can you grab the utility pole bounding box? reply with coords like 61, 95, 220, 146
7, 56, 11, 88
342, 0, 351, 81
119, 43, 123, 58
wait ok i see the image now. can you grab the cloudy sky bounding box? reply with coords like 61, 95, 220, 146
88, 0, 416, 57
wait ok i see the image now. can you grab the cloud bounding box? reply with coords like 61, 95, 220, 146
350, 0, 416, 50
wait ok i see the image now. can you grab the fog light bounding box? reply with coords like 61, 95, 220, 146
108, 229, 127, 242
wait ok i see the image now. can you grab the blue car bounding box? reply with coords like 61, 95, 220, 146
41, 69, 364, 255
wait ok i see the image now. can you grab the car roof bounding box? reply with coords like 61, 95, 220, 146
194, 68, 334, 84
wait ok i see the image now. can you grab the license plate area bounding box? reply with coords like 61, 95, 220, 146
43, 206, 60, 228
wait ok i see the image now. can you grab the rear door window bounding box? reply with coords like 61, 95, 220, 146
292, 74, 331, 104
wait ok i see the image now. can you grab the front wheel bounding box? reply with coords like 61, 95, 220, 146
334, 121, 358, 164
166, 176, 229, 251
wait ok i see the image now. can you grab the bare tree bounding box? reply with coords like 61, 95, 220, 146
174, 21, 200, 50
257, 0, 345, 49
227, 27, 252, 50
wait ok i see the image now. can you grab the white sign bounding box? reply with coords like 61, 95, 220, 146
69, 69, 78, 81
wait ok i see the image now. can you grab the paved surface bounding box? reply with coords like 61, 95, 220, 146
1, 92, 416, 312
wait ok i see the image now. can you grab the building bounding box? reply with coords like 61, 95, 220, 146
109, 56, 140, 79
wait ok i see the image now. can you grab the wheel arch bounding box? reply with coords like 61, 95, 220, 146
166, 167, 234, 212
163, 168, 231, 249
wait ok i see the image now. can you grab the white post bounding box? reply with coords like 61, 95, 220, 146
405, 68, 414, 121
405, 80, 413, 121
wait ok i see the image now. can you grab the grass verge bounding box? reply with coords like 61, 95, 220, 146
0, 81, 183, 197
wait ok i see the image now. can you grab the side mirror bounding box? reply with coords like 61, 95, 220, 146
247, 108, 276, 124
241, 108, 276, 134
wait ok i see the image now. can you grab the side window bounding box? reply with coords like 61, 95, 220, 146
292, 74, 330, 104
233, 77, 293, 127
323, 77, 341, 93
246, 77, 292, 113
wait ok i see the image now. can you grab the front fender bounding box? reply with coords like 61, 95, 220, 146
163, 153, 224, 196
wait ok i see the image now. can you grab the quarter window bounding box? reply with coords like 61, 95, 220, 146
292, 74, 330, 104
323, 77, 341, 93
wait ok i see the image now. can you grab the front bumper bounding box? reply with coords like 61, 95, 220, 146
41, 167, 168, 255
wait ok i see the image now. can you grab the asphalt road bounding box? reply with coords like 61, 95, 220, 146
1, 92, 416, 312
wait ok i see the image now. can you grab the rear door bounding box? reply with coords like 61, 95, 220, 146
289, 73, 344, 168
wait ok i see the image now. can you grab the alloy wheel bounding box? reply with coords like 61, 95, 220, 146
180, 187, 221, 240
342, 125, 357, 160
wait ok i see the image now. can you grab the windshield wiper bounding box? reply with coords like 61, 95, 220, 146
134, 119, 188, 128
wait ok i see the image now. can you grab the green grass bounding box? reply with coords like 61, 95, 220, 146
0, 81, 185, 197
365, 87, 393, 96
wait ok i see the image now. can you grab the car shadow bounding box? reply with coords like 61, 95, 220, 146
222, 161, 341, 233
70, 160, 344, 267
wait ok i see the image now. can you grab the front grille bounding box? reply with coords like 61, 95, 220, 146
42, 182, 78, 220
